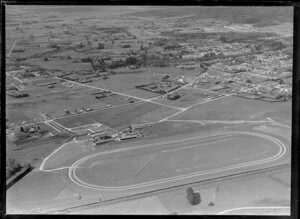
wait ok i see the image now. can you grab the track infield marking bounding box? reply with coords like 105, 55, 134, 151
217, 206, 290, 215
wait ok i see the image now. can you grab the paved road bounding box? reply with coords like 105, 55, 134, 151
56, 77, 184, 110
7, 16, 23, 60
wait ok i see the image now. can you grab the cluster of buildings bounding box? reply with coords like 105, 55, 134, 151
90, 89, 115, 99
7, 91, 29, 98
241, 83, 292, 100
19, 124, 41, 134
178, 42, 253, 61
91, 125, 144, 145
64, 107, 94, 116
176, 62, 199, 70
136, 75, 188, 95
238, 51, 292, 78
6, 82, 27, 92
192, 59, 292, 101
58, 70, 109, 83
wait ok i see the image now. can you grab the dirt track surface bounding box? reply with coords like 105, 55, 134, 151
69, 131, 289, 191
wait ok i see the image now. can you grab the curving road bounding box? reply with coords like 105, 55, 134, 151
68, 131, 289, 191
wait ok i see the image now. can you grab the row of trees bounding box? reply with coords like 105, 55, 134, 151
47, 43, 61, 49
107, 56, 170, 69
14, 125, 48, 142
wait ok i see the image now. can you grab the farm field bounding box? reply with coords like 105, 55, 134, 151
27, 58, 93, 71
32, 77, 61, 85
36, 95, 109, 117
20, 86, 76, 100
9, 47, 57, 58
122, 88, 159, 99
7, 108, 32, 123
86, 73, 163, 93
145, 66, 203, 77
6, 84, 110, 121
6, 5, 293, 215
152, 88, 219, 108
97, 94, 140, 106
55, 101, 160, 129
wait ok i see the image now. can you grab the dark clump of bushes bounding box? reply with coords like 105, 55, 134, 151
153, 39, 168, 47
14, 131, 31, 141
81, 57, 92, 63
108, 60, 127, 69
186, 187, 201, 205
149, 60, 169, 67
6, 157, 22, 179
122, 44, 131, 48
97, 43, 105, 49
47, 43, 60, 49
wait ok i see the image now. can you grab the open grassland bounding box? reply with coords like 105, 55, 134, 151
126, 6, 292, 23
26, 58, 93, 71
254, 124, 290, 139
42, 140, 93, 170
137, 106, 180, 123
86, 73, 162, 93
173, 95, 291, 123
6, 135, 71, 167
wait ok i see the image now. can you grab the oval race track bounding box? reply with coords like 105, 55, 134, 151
68, 131, 289, 191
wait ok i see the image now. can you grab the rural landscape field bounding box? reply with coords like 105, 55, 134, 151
6, 6, 292, 215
